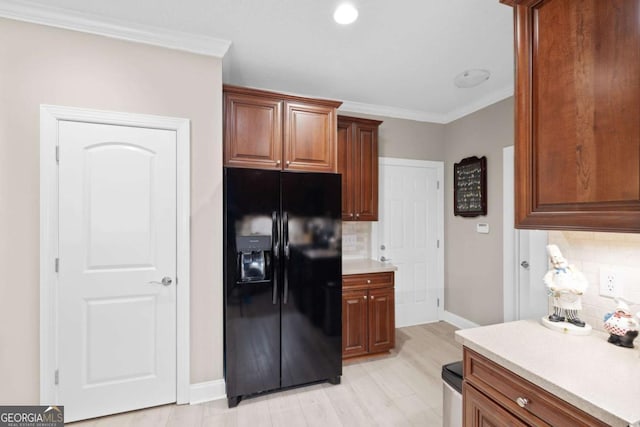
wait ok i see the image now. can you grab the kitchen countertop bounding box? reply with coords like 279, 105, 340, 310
342, 258, 397, 275
456, 319, 640, 427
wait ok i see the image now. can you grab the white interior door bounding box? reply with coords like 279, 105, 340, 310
503, 146, 548, 322
58, 121, 177, 422
516, 230, 549, 319
376, 158, 443, 327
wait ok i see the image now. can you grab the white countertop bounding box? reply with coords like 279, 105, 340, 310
456, 319, 640, 427
342, 258, 397, 275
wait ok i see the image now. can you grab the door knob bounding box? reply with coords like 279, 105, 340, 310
149, 277, 172, 286
520, 261, 530, 269
380, 256, 392, 262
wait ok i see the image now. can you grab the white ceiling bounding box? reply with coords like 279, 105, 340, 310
7, 0, 515, 123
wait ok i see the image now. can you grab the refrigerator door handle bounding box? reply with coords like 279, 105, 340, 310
272, 211, 279, 305
283, 211, 289, 304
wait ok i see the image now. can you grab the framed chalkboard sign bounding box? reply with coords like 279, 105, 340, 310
454, 156, 487, 217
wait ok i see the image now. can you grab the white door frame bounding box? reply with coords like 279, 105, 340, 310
503, 145, 548, 321
503, 146, 517, 321
372, 157, 445, 321
39, 105, 191, 406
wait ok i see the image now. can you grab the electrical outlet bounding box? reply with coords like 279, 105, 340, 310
599, 268, 623, 297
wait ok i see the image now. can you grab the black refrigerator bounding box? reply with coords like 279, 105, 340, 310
223, 167, 342, 407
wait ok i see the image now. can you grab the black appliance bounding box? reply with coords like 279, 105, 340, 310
223, 167, 342, 408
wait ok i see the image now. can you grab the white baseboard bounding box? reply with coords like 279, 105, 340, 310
189, 379, 226, 405
442, 310, 480, 330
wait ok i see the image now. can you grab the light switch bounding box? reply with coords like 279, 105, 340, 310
477, 223, 489, 234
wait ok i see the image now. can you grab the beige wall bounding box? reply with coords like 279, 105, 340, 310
338, 111, 445, 161
443, 97, 514, 325
0, 18, 224, 403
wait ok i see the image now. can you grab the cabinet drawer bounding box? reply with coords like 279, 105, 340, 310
463, 382, 528, 427
464, 348, 608, 427
343, 272, 393, 290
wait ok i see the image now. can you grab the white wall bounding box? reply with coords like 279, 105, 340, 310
0, 18, 223, 403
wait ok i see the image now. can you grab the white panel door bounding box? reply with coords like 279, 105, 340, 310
378, 161, 440, 327
517, 230, 549, 320
58, 121, 177, 422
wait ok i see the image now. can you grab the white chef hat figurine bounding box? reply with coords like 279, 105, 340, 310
543, 244, 588, 327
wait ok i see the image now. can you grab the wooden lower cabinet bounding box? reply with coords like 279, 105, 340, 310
464, 382, 527, 427
342, 289, 368, 358
342, 272, 395, 359
463, 348, 608, 427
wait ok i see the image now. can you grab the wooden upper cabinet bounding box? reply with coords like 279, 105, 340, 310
337, 116, 382, 221
224, 92, 283, 169
284, 102, 337, 172
337, 121, 355, 218
509, 0, 640, 232
223, 85, 342, 173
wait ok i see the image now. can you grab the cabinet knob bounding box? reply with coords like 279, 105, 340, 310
286, 160, 291, 166
349, 213, 354, 218
363, 295, 367, 300
516, 397, 529, 408
371, 296, 375, 300
276, 160, 281, 165
355, 213, 360, 218
366, 279, 371, 284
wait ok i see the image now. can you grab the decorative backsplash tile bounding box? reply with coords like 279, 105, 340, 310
342, 222, 372, 259
548, 231, 640, 333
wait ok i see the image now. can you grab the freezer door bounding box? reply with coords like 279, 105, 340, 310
281, 172, 342, 388
224, 168, 281, 400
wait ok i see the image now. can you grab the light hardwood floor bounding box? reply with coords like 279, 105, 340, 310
70, 322, 462, 427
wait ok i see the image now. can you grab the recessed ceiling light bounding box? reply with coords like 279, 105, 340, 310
334, 3, 358, 25
454, 69, 491, 88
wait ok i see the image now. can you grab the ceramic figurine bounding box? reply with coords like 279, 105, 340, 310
543, 245, 588, 327
603, 299, 639, 348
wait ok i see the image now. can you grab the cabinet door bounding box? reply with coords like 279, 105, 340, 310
342, 289, 368, 358
224, 92, 282, 169
284, 102, 336, 173
368, 286, 395, 354
463, 383, 528, 427
354, 123, 379, 221
514, 0, 640, 231
338, 121, 355, 220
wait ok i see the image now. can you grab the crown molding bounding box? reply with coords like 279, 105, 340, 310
338, 100, 449, 124
442, 85, 514, 123
0, 0, 231, 58
338, 85, 514, 124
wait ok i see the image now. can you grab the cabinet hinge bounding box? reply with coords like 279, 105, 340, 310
54, 369, 59, 385
55, 258, 59, 273
55, 146, 59, 163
